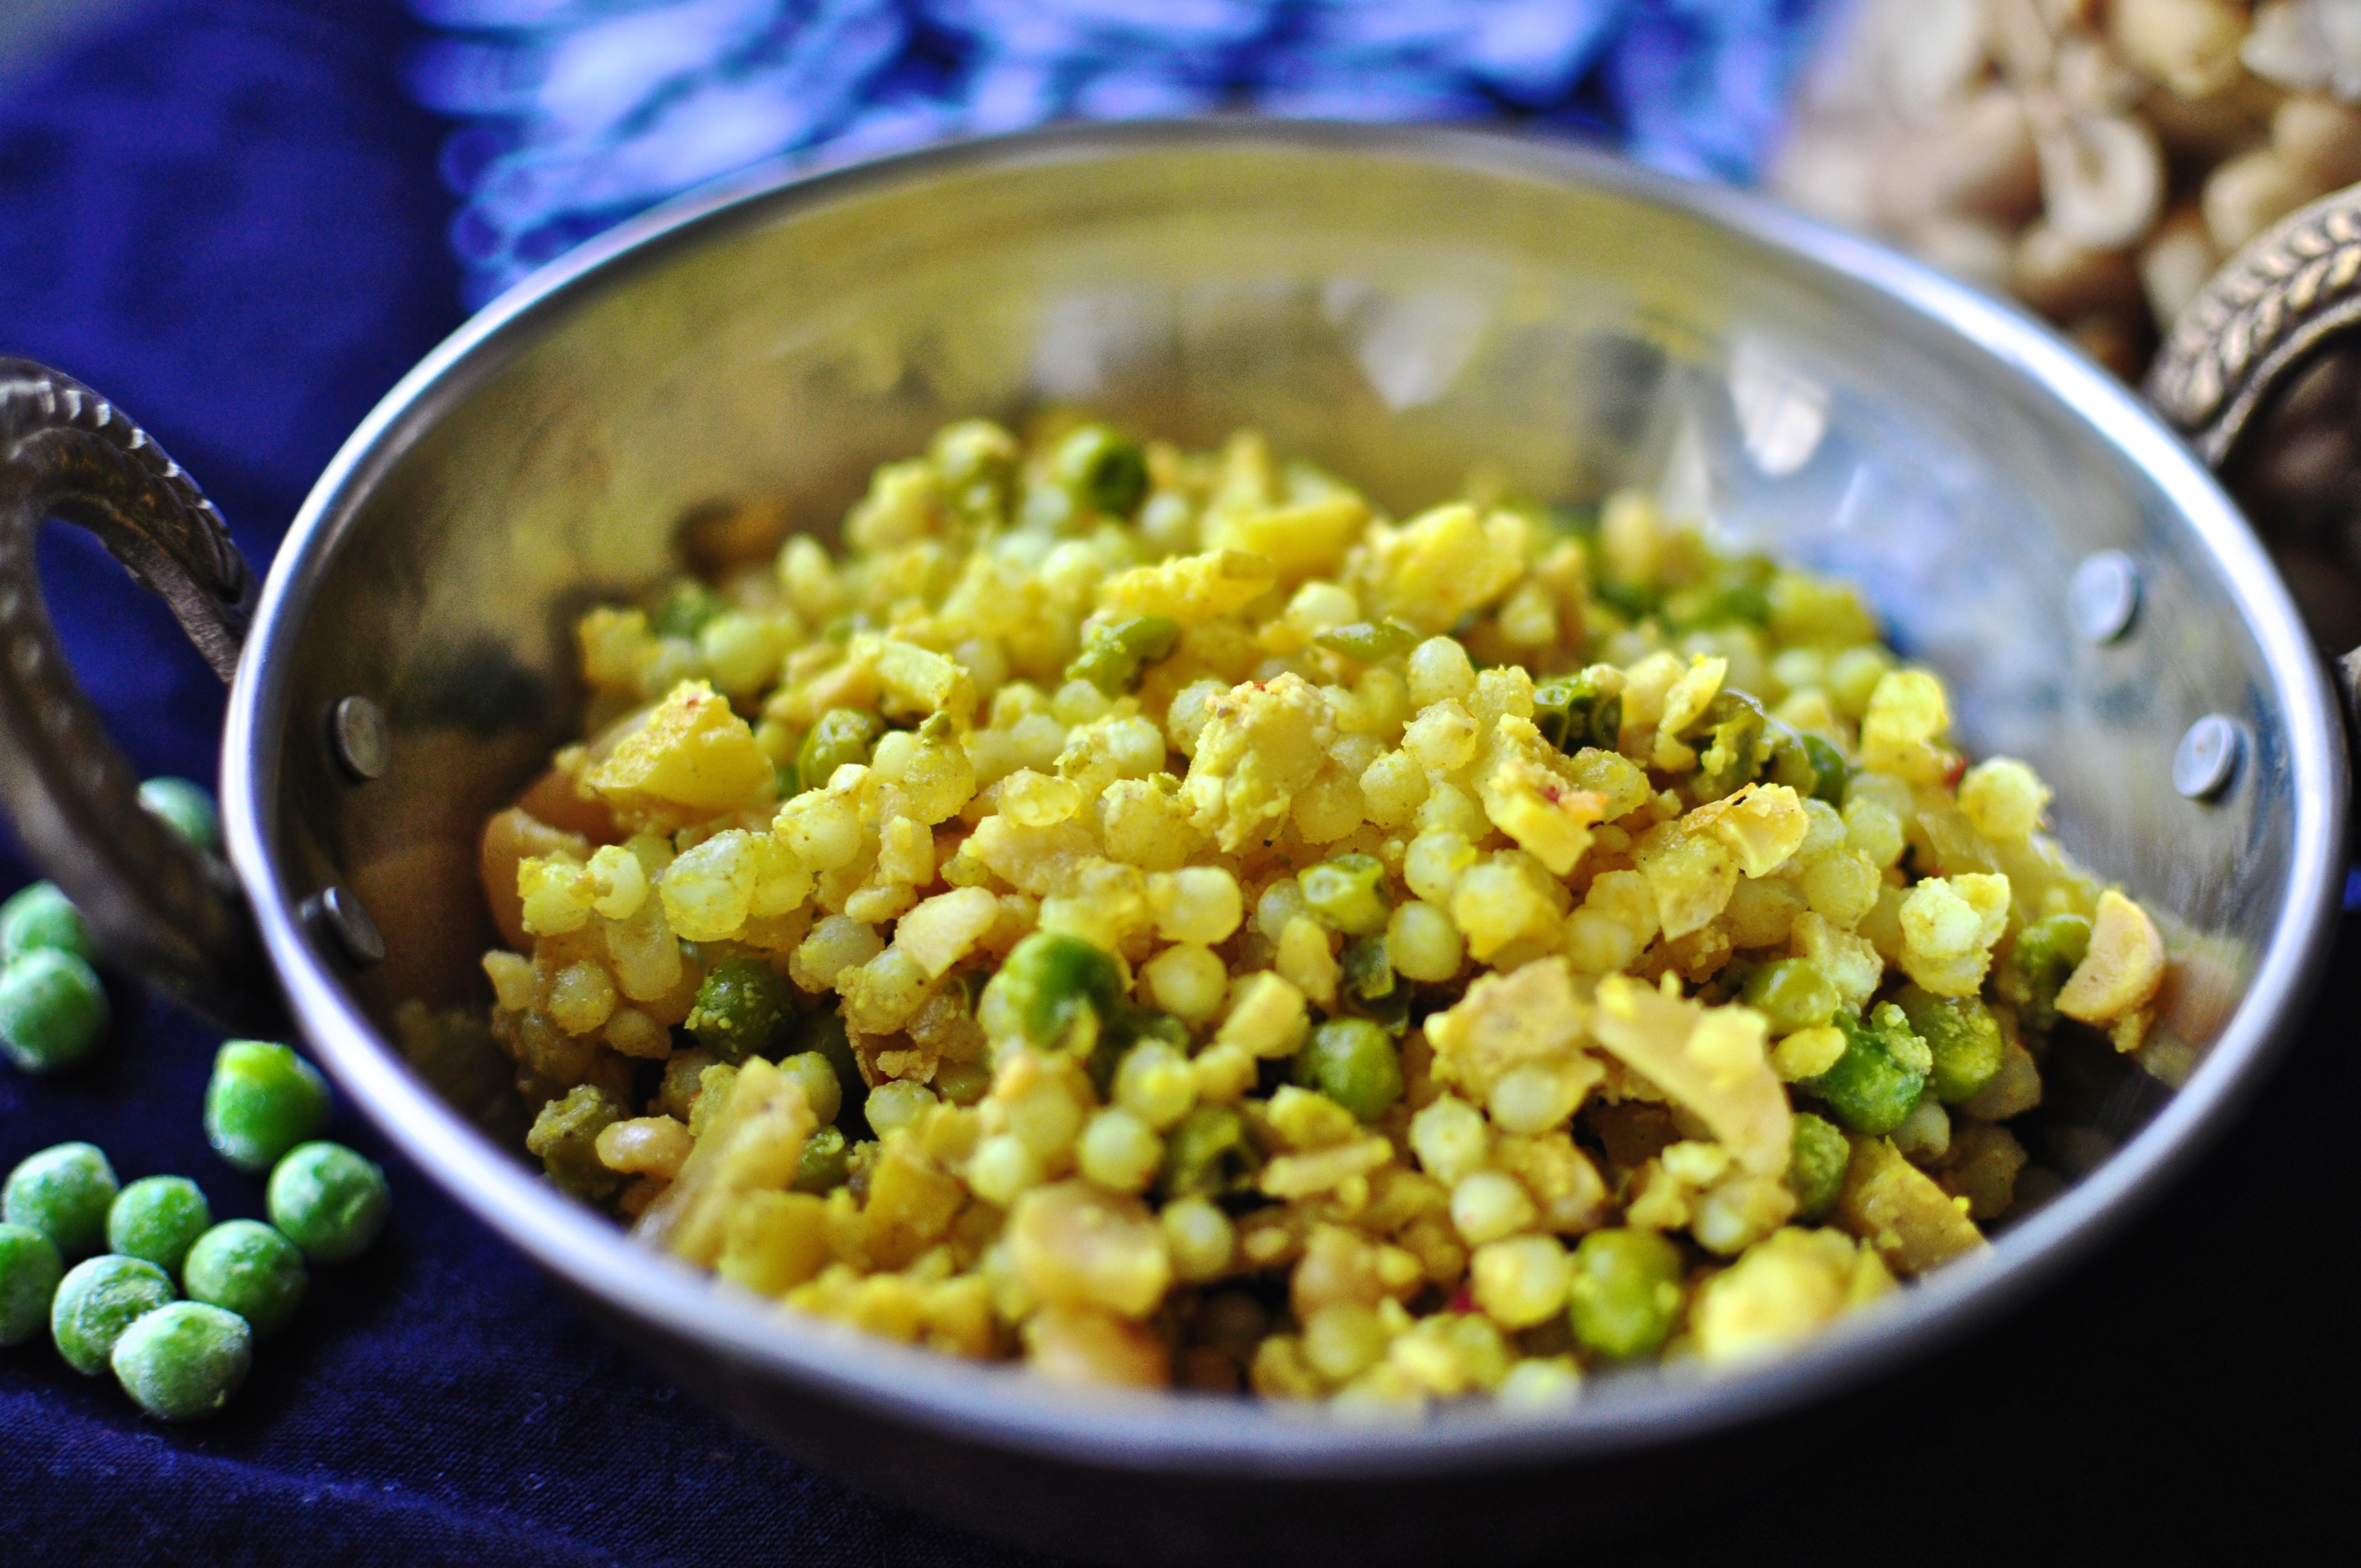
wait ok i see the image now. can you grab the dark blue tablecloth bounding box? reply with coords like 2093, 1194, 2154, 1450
2, 4, 2355, 1564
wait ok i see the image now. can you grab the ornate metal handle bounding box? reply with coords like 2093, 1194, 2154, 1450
2147, 186, 2361, 714
0, 358, 276, 1030
2146, 193, 2361, 467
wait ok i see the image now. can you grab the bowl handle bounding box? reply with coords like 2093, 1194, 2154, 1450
2147, 186, 2361, 719
0, 358, 278, 1031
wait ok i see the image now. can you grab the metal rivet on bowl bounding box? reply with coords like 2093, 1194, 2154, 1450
306, 885, 385, 967
329, 696, 390, 782
2067, 551, 2141, 644
2173, 714, 2242, 801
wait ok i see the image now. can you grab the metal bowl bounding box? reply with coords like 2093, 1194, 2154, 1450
0, 122, 2346, 1564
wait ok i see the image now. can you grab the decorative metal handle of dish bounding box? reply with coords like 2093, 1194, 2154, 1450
2148, 183, 2361, 711
0, 360, 274, 1029
4, 184, 2360, 1035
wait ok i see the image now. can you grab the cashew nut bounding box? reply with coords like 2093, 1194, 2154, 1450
1874, 85, 2042, 230
2142, 77, 2278, 162
2112, 0, 2251, 102
2054, 35, 2148, 115
1986, 0, 2058, 84
2202, 145, 2321, 251
2056, 889, 2166, 1026
2246, 0, 2361, 101
1911, 214, 2016, 289
1876, 0, 1990, 120
2242, 1, 2333, 94
2036, 112, 2166, 249
2273, 92, 2361, 188
1771, 126, 1882, 228
2138, 204, 2221, 331
2010, 217, 2144, 319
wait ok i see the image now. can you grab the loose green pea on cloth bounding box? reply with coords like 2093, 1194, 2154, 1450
112, 1300, 251, 1421
107, 1176, 215, 1277
52, 1255, 175, 1376
183, 1219, 307, 1339
268, 1142, 390, 1263
205, 1040, 332, 1173
0, 1223, 64, 1346
4, 1142, 119, 1257
0, 947, 111, 1074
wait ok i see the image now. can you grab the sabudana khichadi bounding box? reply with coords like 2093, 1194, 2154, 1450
470, 415, 2167, 1406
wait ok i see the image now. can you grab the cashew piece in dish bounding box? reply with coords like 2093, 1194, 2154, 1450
2056, 889, 2167, 1026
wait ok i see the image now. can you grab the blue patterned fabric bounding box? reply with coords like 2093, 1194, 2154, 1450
17, 3, 2353, 1566
404, 0, 1838, 304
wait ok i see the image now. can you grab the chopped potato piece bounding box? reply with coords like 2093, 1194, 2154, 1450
1835, 1135, 1987, 1277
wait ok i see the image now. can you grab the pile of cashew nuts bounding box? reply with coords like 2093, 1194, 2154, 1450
1775, 0, 2361, 378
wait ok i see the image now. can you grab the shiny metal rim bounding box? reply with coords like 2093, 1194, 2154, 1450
220, 118, 2348, 1476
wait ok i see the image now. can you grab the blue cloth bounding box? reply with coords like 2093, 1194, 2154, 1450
402, 0, 1837, 304
3, 3, 2354, 1565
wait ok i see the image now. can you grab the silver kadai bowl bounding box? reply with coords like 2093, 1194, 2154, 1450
0, 122, 2347, 1564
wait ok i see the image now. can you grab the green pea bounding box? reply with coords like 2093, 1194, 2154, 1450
934, 1060, 992, 1107
1662, 556, 1774, 631
1160, 1104, 1259, 1197
1748, 716, 1818, 796
182, 1219, 307, 1340
1804, 1003, 1929, 1136
2009, 913, 2093, 1032
1692, 689, 1771, 798
795, 1010, 868, 1137
111, 1300, 251, 1421
4, 1142, 118, 1257
1531, 669, 1622, 753
51, 1254, 175, 1375
0, 1223, 63, 1346
1300, 853, 1391, 937
1592, 576, 1657, 620
204, 1040, 332, 1173
1568, 1229, 1687, 1360
772, 758, 801, 799
1085, 1006, 1188, 1097
792, 1124, 852, 1193
1065, 615, 1182, 695
775, 1050, 845, 1126
525, 1086, 626, 1202
1051, 424, 1148, 518
137, 777, 221, 853
1340, 934, 1397, 1005
107, 1177, 213, 1276
651, 578, 726, 641
797, 707, 885, 789
1893, 985, 2006, 1104
686, 956, 796, 1066
1313, 620, 1420, 663
0, 881, 94, 965
1786, 1112, 1853, 1221
1799, 732, 1851, 803
0, 948, 111, 1074
991, 932, 1123, 1053
929, 418, 1019, 525
266, 1142, 391, 1263
1740, 958, 1840, 1036
822, 611, 880, 644
1296, 1018, 1403, 1122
